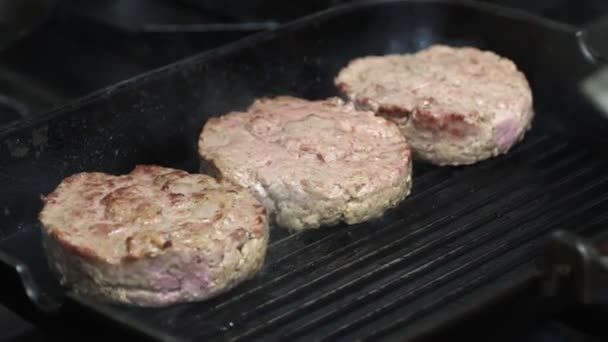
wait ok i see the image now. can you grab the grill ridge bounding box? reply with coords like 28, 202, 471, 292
265, 167, 456, 260
277, 169, 606, 341
578, 210, 608, 238
239, 187, 530, 327
277, 189, 535, 340
280, 195, 538, 336
322, 166, 608, 341
180, 137, 560, 329
364, 181, 608, 341
268, 134, 551, 251
222, 141, 598, 340
171, 135, 558, 331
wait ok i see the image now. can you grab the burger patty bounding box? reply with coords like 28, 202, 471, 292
198, 96, 412, 231
335, 44, 534, 165
38, 165, 268, 307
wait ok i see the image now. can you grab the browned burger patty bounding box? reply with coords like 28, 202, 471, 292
38, 165, 268, 307
335, 44, 534, 165
198, 96, 412, 231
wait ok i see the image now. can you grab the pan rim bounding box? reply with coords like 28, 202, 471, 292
0, 0, 578, 139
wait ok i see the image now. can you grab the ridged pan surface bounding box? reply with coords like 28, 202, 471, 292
0, 1, 607, 341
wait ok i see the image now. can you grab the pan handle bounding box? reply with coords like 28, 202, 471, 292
537, 230, 608, 310
578, 16, 608, 63
0, 249, 63, 318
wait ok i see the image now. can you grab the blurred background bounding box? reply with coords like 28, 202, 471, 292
0, 0, 606, 127
0, 0, 607, 341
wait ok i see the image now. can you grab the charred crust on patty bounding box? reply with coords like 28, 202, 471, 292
253, 204, 267, 217
38, 165, 269, 306
198, 96, 412, 231
254, 216, 264, 225
335, 44, 533, 165
377, 104, 411, 118
49, 230, 104, 263
412, 110, 477, 138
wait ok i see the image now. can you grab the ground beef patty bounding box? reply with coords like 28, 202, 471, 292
198, 96, 412, 231
38, 165, 268, 307
335, 44, 534, 165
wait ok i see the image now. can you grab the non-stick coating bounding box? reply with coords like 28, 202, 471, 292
0, 0, 607, 340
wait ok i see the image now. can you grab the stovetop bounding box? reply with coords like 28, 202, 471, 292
1, 0, 607, 341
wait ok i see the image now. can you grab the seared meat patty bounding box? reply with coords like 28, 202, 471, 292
198, 96, 412, 231
38, 165, 268, 307
335, 44, 534, 165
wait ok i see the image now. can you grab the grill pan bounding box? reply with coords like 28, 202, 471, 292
1, 0, 607, 340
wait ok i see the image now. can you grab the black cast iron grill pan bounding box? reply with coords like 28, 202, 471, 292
1, 0, 607, 340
